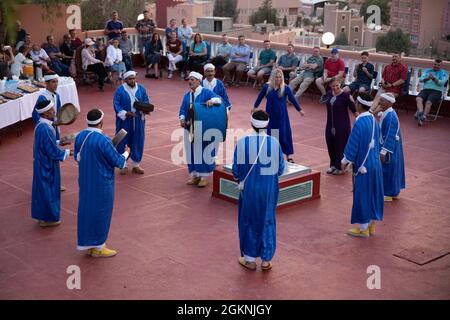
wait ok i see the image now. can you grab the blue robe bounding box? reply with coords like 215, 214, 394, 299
201, 78, 232, 110
232, 133, 285, 261
380, 108, 406, 197
254, 84, 302, 156
343, 112, 384, 224
113, 83, 150, 163
179, 87, 221, 176
31, 119, 68, 222
32, 91, 62, 140
74, 128, 127, 248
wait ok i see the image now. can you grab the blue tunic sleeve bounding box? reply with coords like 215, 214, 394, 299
100, 135, 127, 169
113, 87, 126, 115
232, 137, 246, 181
344, 119, 362, 163
285, 86, 302, 112
41, 125, 67, 161
179, 93, 190, 120
254, 84, 269, 108
137, 84, 150, 103
381, 113, 398, 154
276, 140, 285, 176
216, 80, 231, 110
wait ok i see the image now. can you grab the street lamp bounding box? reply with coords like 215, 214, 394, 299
322, 32, 335, 49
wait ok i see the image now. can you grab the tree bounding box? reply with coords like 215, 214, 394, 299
213, 0, 238, 22
302, 17, 311, 27
249, 0, 278, 26
282, 15, 287, 27
360, 0, 390, 25
376, 28, 411, 56
295, 15, 302, 28
335, 33, 349, 45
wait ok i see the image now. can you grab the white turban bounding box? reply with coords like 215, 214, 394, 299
86, 109, 104, 125
203, 63, 215, 71
123, 71, 137, 79
188, 71, 203, 81
36, 100, 54, 114
380, 93, 396, 104
251, 115, 269, 129
356, 96, 373, 108
44, 74, 59, 82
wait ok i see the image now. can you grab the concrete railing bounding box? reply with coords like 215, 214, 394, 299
84, 27, 450, 100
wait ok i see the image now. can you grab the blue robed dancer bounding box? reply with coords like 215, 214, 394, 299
113, 70, 150, 175
253, 68, 304, 163
202, 63, 232, 111
74, 109, 129, 258
378, 93, 406, 202
342, 93, 384, 238
179, 71, 222, 188
232, 110, 285, 271
31, 99, 71, 227
32, 74, 62, 140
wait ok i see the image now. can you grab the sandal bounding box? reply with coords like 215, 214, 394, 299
261, 261, 272, 271
238, 257, 256, 270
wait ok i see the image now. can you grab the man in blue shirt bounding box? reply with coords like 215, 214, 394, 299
223, 35, 251, 87
104, 11, 123, 40
415, 59, 448, 126
343, 51, 375, 94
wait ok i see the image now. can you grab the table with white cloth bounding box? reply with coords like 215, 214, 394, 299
0, 78, 80, 130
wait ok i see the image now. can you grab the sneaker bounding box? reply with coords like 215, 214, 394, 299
181, 72, 185, 79
332, 169, 344, 175
384, 196, 393, 202
39, 220, 61, 227
90, 246, 117, 258
347, 227, 370, 238
326, 166, 336, 174
197, 179, 208, 188
168, 72, 173, 79
414, 111, 420, 120
319, 94, 328, 104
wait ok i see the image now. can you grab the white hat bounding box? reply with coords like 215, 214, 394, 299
43, 74, 59, 82
251, 114, 269, 129
84, 38, 95, 46
36, 100, 54, 114
380, 93, 396, 104
356, 96, 373, 108
188, 71, 203, 81
123, 71, 137, 79
86, 109, 104, 125
203, 63, 215, 71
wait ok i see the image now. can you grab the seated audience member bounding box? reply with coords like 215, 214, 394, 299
184, 33, 208, 77
104, 11, 123, 40
222, 35, 251, 87
289, 46, 323, 100
29, 44, 52, 73
105, 38, 126, 79
81, 38, 107, 90
11, 45, 30, 77
209, 34, 232, 68
0, 45, 14, 79
415, 59, 448, 126
247, 40, 276, 87
69, 29, 82, 50
15, 21, 28, 51
371, 52, 408, 112
42, 35, 70, 76
145, 32, 163, 79
60, 34, 74, 66
119, 30, 134, 71
165, 19, 178, 39
343, 51, 375, 94
277, 43, 299, 80
93, 38, 106, 61
316, 48, 346, 103
166, 31, 184, 79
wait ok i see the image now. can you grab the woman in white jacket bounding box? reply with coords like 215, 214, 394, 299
105, 39, 126, 79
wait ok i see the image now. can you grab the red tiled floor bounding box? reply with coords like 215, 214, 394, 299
0, 69, 449, 299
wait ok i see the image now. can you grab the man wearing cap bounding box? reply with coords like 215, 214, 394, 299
32, 74, 61, 136
232, 110, 285, 271
316, 48, 346, 103
113, 70, 150, 175
342, 93, 384, 238
179, 71, 222, 187
32, 100, 71, 227
378, 93, 405, 202
75, 109, 130, 257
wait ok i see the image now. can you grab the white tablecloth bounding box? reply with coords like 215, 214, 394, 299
0, 79, 80, 129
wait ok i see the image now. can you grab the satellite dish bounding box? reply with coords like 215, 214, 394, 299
375, 25, 382, 31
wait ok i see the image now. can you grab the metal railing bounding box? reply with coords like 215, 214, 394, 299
84, 27, 450, 100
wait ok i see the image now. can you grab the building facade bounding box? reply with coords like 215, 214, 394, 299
323, 3, 364, 46
236, 0, 300, 26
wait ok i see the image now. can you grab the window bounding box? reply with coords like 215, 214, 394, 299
354, 26, 359, 32
342, 15, 346, 20
289, 8, 298, 15
341, 27, 345, 33
354, 39, 358, 45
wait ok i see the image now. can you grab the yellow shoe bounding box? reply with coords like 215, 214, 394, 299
393, 195, 401, 200
120, 167, 128, 175
384, 196, 393, 202
39, 220, 61, 227
186, 177, 201, 185
369, 222, 376, 235
347, 227, 370, 238
90, 246, 117, 258
238, 257, 257, 270
197, 179, 209, 188
132, 166, 145, 174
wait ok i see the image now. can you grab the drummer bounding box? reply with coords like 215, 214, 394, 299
113, 70, 151, 175
179, 71, 222, 187
32, 73, 62, 139
202, 63, 232, 111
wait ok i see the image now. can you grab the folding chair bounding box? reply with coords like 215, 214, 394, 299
429, 80, 449, 121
